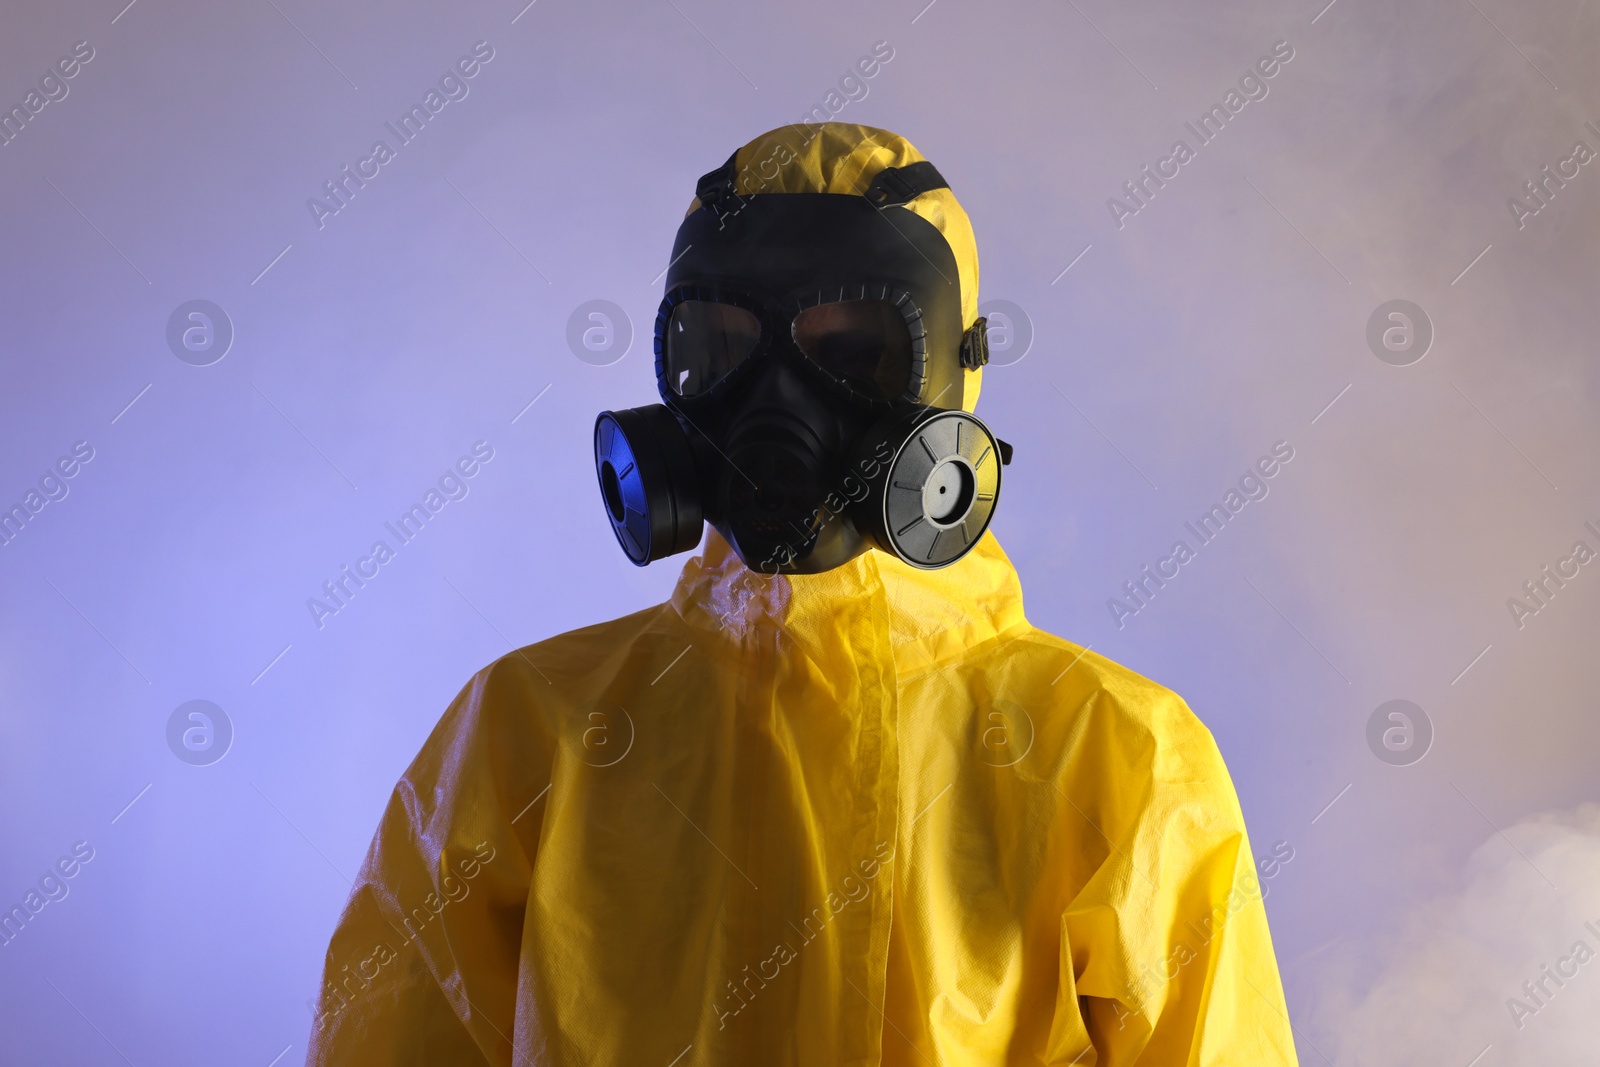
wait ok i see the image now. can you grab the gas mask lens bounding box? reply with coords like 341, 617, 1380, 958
791, 299, 914, 400
664, 300, 761, 397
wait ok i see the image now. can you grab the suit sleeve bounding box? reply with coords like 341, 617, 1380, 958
1051, 686, 1300, 1066
305, 653, 555, 1067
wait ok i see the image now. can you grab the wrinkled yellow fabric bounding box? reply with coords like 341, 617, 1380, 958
306, 530, 1299, 1066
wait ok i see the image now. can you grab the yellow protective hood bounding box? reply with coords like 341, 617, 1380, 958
306, 530, 1298, 1066
688, 123, 986, 412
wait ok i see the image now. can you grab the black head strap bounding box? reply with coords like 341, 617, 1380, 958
695, 153, 952, 213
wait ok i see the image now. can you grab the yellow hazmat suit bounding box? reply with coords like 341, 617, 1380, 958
307, 125, 1299, 1066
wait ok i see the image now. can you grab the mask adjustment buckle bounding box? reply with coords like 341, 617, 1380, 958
958, 316, 990, 370
695, 150, 745, 226
863, 161, 950, 208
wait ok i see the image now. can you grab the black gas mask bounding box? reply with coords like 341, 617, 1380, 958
594, 155, 1011, 574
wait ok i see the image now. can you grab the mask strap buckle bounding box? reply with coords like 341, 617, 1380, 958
959, 316, 990, 370
863, 161, 950, 207
695, 150, 746, 226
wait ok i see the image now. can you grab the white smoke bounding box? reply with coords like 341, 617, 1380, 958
1317, 804, 1600, 1066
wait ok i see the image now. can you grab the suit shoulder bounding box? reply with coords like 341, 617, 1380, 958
475, 600, 676, 690
1004, 627, 1225, 780
419, 601, 675, 757
1005, 627, 1190, 715
390, 604, 676, 840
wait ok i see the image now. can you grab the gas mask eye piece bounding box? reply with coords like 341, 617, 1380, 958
663, 299, 762, 398
593, 406, 704, 566
790, 298, 916, 400
857, 409, 1004, 569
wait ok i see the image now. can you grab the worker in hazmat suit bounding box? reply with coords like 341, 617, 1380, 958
306, 123, 1299, 1066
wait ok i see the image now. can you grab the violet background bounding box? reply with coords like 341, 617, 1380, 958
2, 0, 1598, 1063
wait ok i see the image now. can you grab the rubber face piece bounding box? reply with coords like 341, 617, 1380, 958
661, 194, 967, 415
591, 190, 992, 572
862, 409, 1002, 569
594, 406, 704, 565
